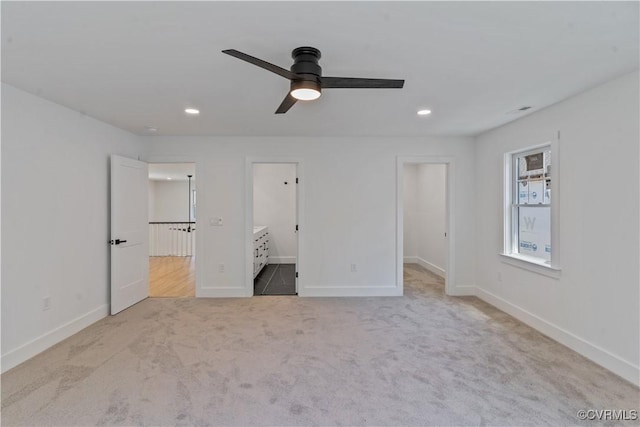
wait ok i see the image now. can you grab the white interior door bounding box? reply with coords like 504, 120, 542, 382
110, 155, 149, 315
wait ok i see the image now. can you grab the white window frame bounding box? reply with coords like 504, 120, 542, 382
502, 140, 561, 278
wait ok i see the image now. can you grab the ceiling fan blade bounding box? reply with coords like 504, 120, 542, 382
321, 77, 405, 89
275, 93, 297, 114
222, 49, 300, 80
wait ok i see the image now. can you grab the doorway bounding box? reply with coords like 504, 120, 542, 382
397, 157, 453, 294
251, 162, 298, 296
147, 163, 196, 297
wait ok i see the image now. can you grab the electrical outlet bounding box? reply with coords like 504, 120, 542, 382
43, 297, 51, 311
218, 264, 225, 273
350, 264, 357, 273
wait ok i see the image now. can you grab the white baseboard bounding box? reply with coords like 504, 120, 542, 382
475, 286, 640, 387
268, 256, 297, 264
197, 286, 248, 298
447, 285, 476, 296
1, 304, 109, 373
416, 257, 446, 278
300, 286, 402, 297
404, 256, 446, 278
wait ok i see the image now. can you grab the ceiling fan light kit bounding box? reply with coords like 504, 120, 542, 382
222, 46, 404, 114
290, 80, 322, 101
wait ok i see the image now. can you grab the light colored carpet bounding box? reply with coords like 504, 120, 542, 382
2, 264, 638, 426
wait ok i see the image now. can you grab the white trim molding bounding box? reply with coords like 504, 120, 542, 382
1, 304, 109, 373
144, 156, 204, 299
499, 253, 561, 279
268, 256, 297, 264
397, 156, 456, 295
197, 286, 247, 298
503, 139, 561, 271
301, 285, 402, 297
404, 256, 446, 278
416, 257, 446, 278
246, 157, 304, 297
475, 286, 639, 387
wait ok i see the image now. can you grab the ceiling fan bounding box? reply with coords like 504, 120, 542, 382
222, 47, 405, 114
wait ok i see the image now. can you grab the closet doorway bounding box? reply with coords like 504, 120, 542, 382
250, 162, 299, 296
147, 163, 196, 297
397, 157, 453, 294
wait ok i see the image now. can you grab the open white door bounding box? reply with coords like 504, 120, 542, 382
110, 155, 149, 315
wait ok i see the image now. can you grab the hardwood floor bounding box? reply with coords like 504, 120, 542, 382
149, 256, 195, 297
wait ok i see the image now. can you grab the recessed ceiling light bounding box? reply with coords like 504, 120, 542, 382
417, 109, 432, 116
167, 177, 172, 180
185, 108, 200, 115
145, 126, 157, 132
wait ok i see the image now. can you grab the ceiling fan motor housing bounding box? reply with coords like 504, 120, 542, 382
221, 46, 404, 113
290, 47, 322, 94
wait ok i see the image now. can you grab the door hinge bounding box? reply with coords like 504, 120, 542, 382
295, 272, 298, 278
296, 177, 299, 184
295, 224, 298, 231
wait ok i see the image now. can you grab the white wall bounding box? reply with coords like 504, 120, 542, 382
474, 71, 639, 385
148, 180, 157, 222
150, 179, 196, 222
1, 83, 146, 372
253, 163, 297, 264
5, 72, 635, 386
403, 164, 447, 277
417, 164, 447, 275
403, 164, 418, 259
145, 136, 477, 298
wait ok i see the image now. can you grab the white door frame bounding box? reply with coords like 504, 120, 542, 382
246, 157, 303, 296
397, 156, 455, 295
145, 156, 201, 296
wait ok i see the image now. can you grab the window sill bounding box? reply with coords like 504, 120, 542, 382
499, 253, 561, 279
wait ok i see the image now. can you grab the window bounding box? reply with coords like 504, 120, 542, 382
504, 143, 558, 271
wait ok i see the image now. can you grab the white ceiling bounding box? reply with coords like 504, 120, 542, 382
148, 163, 195, 181
2, 2, 638, 137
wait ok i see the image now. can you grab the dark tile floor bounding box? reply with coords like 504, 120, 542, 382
254, 263, 296, 296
